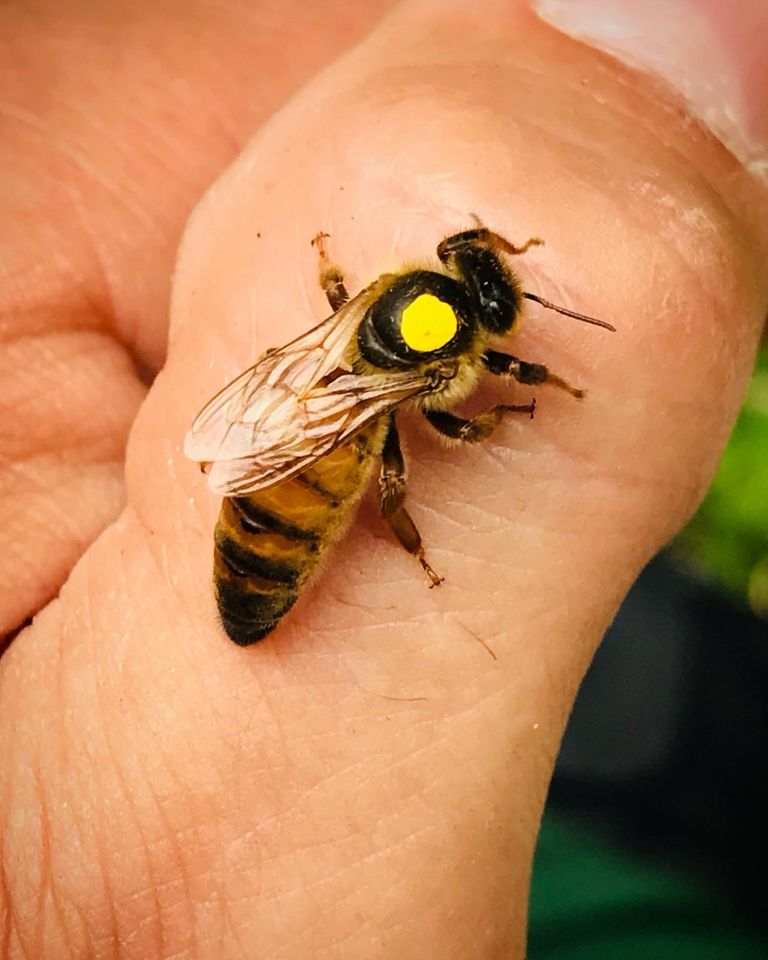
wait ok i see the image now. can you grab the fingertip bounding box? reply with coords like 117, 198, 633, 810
531, 0, 768, 182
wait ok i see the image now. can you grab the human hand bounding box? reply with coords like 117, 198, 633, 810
2, 1, 766, 957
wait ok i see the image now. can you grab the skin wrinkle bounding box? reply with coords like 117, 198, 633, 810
117, 745, 239, 950
10, 85, 171, 244
280, 823, 445, 930
273, 707, 513, 869
277, 819, 394, 888
295, 846, 443, 954
278, 843, 475, 949
61, 183, 124, 333
75, 659, 123, 960
148, 725, 230, 848
269, 751, 421, 836
361, 858, 498, 944
1, 220, 116, 350
67, 115, 168, 225
0, 474, 124, 571
281, 705, 428, 815
0, 300, 112, 348
0, 853, 9, 960
1, 392, 138, 463
28, 768, 62, 960
133, 746, 223, 946
61, 598, 131, 960
0, 466, 125, 633
47, 620, 79, 959
138, 778, 189, 959
0, 332, 136, 417
1, 329, 115, 398
55, 792, 94, 960
130, 452, 198, 562
0, 101, 55, 152
115, 517, 200, 690
25, 765, 45, 956
84, 90, 222, 199
212, 885, 250, 960
0, 838, 20, 960
300, 826, 512, 958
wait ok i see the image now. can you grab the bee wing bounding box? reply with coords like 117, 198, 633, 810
201, 368, 433, 495
184, 273, 434, 494
184, 275, 393, 465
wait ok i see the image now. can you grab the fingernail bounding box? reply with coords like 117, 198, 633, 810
531, 0, 768, 181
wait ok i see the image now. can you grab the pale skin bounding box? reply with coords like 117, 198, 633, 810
1, 0, 767, 958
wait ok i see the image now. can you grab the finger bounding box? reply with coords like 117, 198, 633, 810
3, 0, 767, 957
0, 0, 397, 638
0, 332, 146, 642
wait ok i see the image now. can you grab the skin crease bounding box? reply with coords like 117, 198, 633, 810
1, 1, 768, 958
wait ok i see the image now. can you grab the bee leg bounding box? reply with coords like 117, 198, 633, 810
378, 415, 444, 588
467, 215, 546, 255
482, 348, 584, 399
423, 401, 536, 444
437, 226, 543, 263
311, 231, 349, 311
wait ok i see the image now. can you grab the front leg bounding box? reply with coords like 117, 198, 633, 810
423, 401, 535, 444
437, 222, 544, 262
378, 415, 444, 588
311, 231, 349, 311
482, 348, 584, 399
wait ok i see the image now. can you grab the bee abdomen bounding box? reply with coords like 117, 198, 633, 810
215, 574, 300, 645
216, 532, 301, 586
213, 422, 386, 645
231, 497, 319, 542
213, 498, 318, 645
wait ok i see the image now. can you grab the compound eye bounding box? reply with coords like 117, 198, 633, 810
485, 299, 503, 321
399, 294, 458, 353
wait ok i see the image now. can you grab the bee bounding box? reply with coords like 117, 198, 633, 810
184, 224, 614, 644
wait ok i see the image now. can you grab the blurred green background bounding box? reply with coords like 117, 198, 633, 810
529, 345, 768, 958
675, 346, 768, 618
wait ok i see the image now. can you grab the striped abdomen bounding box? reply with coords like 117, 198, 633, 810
213, 421, 385, 644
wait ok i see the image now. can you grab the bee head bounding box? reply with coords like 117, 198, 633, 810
438, 242, 523, 337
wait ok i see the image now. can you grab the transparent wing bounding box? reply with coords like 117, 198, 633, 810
183, 274, 435, 495
184, 278, 389, 463
201, 369, 433, 495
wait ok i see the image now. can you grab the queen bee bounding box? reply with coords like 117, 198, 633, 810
184, 224, 613, 644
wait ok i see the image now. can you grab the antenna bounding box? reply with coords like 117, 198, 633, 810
523, 292, 616, 331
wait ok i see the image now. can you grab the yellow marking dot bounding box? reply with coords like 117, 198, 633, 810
400, 294, 458, 352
